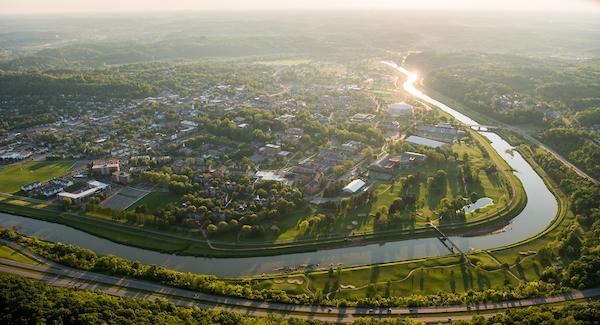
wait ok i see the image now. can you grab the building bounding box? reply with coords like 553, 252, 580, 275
50, 178, 74, 188
351, 113, 376, 123
91, 160, 120, 175
292, 161, 325, 195
254, 170, 292, 186
21, 182, 42, 192
401, 151, 427, 165
339, 141, 366, 155
369, 151, 427, 175
415, 123, 465, 142
342, 179, 366, 195
0, 151, 32, 161
369, 153, 403, 174
388, 102, 414, 117
406, 135, 448, 149
112, 171, 131, 184
41, 186, 64, 197
260, 144, 282, 156
58, 180, 110, 203
275, 114, 296, 124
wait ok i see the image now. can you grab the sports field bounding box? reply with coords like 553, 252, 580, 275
102, 187, 149, 211
0, 160, 74, 193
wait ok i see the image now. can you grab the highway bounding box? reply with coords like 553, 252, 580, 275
1, 240, 599, 323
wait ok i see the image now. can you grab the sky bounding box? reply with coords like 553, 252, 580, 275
1, 0, 599, 14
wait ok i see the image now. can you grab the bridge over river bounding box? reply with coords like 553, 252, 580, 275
0, 62, 558, 277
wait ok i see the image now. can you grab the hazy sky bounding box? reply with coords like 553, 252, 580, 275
1, 0, 599, 14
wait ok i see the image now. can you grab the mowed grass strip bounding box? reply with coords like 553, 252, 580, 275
0, 244, 42, 265
0, 160, 74, 193
126, 191, 182, 213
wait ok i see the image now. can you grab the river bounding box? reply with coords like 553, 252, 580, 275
0, 63, 558, 277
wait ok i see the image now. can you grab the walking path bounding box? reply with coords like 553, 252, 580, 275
1, 239, 599, 323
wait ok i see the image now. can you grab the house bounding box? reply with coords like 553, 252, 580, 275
41, 186, 64, 197
112, 171, 131, 184
0, 151, 32, 161
388, 102, 414, 117
275, 114, 296, 124
50, 178, 74, 188
21, 182, 42, 192
339, 141, 366, 155
260, 144, 282, 156
406, 135, 448, 149
92, 160, 120, 175
342, 179, 366, 195
351, 113, 375, 123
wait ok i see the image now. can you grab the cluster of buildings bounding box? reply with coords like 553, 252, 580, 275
405, 123, 466, 149
58, 180, 110, 204
368, 152, 427, 175
0, 150, 32, 162
21, 178, 74, 198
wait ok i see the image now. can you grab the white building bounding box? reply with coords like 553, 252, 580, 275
58, 180, 110, 203
342, 179, 366, 195
255, 171, 292, 186
406, 135, 448, 149
388, 102, 414, 117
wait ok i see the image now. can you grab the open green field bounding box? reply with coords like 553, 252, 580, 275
126, 191, 183, 213
250, 135, 567, 299
250, 252, 520, 298
0, 160, 74, 193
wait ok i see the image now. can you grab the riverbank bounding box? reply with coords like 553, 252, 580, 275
253, 129, 570, 299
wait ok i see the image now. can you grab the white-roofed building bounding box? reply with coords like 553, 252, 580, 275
58, 180, 110, 203
342, 179, 366, 195
388, 102, 414, 117
406, 135, 448, 149
255, 170, 292, 186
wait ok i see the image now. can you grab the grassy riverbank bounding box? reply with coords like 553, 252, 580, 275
0, 126, 527, 258
247, 130, 569, 299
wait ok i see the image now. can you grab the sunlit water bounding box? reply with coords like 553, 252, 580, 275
0, 62, 558, 276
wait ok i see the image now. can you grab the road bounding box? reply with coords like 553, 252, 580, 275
1, 240, 599, 323
505, 126, 599, 185
386, 59, 599, 186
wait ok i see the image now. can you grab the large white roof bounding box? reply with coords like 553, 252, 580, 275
406, 135, 447, 148
389, 102, 414, 110
343, 179, 366, 193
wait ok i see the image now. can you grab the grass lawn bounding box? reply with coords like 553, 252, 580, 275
256, 252, 518, 297
0, 160, 74, 193
0, 244, 42, 264
245, 135, 568, 299
267, 139, 510, 244
126, 191, 182, 213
